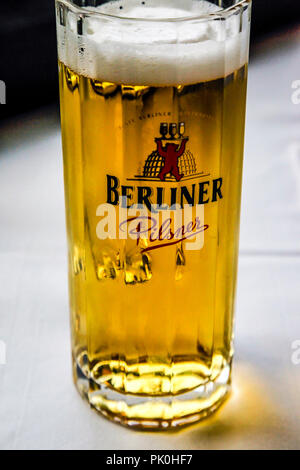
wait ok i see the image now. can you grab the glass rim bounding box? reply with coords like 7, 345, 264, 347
56, 0, 251, 23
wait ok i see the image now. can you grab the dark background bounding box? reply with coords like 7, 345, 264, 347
1, 0, 300, 119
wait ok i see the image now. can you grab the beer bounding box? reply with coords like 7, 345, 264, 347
56, 0, 251, 428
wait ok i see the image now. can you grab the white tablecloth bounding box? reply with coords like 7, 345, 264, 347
0, 29, 300, 450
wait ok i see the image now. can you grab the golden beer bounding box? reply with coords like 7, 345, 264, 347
56, 0, 251, 428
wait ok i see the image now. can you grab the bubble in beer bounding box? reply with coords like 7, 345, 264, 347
65, 66, 79, 92
121, 85, 151, 100
96, 248, 121, 281
72, 245, 84, 276
91, 80, 118, 97
124, 251, 152, 285
175, 245, 186, 281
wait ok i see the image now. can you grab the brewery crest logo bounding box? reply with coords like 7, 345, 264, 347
106, 121, 223, 210
132, 122, 203, 183
98, 121, 224, 250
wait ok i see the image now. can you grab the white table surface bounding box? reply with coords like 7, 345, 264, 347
0, 29, 300, 450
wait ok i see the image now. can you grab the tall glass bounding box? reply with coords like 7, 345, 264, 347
56, 0, 251, 429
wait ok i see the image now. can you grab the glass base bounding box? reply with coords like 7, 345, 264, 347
73, 354, 231, 430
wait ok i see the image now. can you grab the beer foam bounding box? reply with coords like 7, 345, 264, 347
57, 0, 250, 85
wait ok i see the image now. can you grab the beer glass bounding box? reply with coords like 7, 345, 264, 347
56, 0, 252, 429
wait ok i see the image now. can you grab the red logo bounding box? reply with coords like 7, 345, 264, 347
155, 123, 188, 181
144, 122, 197, 182
155, 138, 188, 182
127, 122, 205, 183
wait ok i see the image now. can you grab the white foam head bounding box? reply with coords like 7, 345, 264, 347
57, 0, 250, 86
